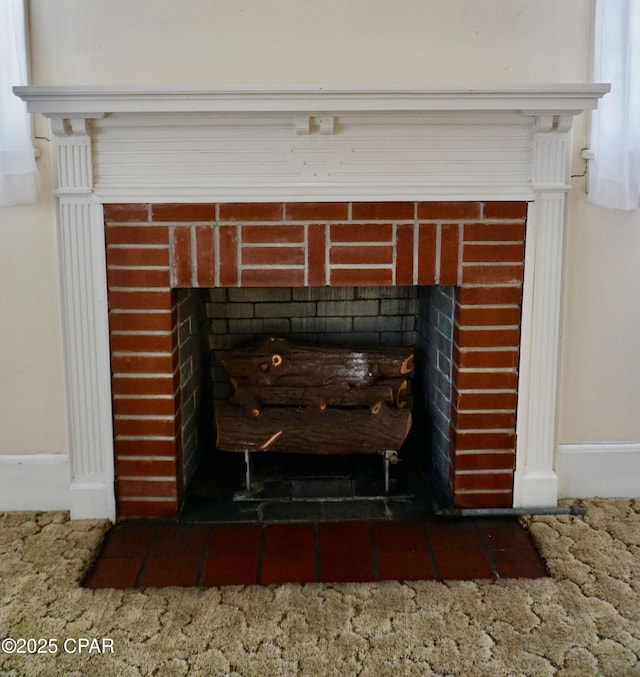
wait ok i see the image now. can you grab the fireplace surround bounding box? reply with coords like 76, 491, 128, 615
105, 199, 526, 517
15, 84, 609, 520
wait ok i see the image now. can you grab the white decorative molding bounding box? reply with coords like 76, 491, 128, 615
14, 84, 610, 115
50, 117, 99, 195
0, 455, 70, 512
51, 119, 115, 521
513, 115, 573, 508
90, 111, 537, 203
558, 443, 640, 498
13, 84, 609, 516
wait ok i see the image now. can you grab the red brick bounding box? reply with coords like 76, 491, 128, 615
439, 223, 460, 285
242, 246, 305, 266
462, 265, 524, 285
453, 492, 513, 509
117, 479, 178, 499
453, 347, 520, 369
483, 202, 528, 219
114, 438, 178, 457
457, 306, 522, 326
106, 247, 170, 267
117, 500, 179, 518
330, 245, 393, 265
109, 310, 177, 333
455, 391, 518, 411
285, 202, 348, 221
457, 327, 521, 348
330, 268, 393, 286
151, 204, 215, 222
104, 204, 150, 222
115, 458, 178, 478
107, 268, 171, 288
111, 373, 179, 397
112, 396, 178, 417
219, 203, 283, 221
111, 353, 176, 374
105, 226, 169, 246
455, 370, 518, 391
457, 285, 523, 306
455, 452, 515, 471
307, 224, 327, 286
418, 202, 481, 220
241, 225, 304, 244
241, 268, 305, 287
417, 223, 437, 285
108, 290, 173, 311
453, 472, 514, 492
463, 243, 525, 264
218, 226, 239, 286
109, 332, 176, 354
351, 202, 415, 220
196, 226, 215, 286
452, 430, 516, 451
113, 417, 178, 438
455, 411, 517, 430
330, 223, 393, 242
172, 227, 193, 287
463, 223, 525, 242
395, 224, 414, 286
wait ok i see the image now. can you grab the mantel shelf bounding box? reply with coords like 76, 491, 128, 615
14, 83, 609, 116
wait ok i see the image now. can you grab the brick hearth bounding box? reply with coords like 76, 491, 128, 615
105, 200, 526, 518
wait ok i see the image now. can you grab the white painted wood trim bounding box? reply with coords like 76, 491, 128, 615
53, 119, 116, 521
0, 455, 70, 512
558, 443, 640, 498
89, 110, 537, 204
14, 84, 609, 115
513, 116, 573, 508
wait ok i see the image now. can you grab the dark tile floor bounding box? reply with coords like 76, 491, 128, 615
84, 516, 547, 588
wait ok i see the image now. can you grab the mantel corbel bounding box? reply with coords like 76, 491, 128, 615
525, 112, 576, 134
49, 116, 103, 195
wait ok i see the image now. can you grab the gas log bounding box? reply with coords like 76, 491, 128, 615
215, 336, 414, 456
230, 378, 409, 414
214, 404, 412, 454
222, 336, 414, 388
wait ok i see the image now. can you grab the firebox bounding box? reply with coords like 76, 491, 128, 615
105, 200, 526, 517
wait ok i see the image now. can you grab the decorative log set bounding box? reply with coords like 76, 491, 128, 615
215, 336, 414, 460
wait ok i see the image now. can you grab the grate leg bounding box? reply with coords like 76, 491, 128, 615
383, 450, 398, 494
244, 450, 252, 493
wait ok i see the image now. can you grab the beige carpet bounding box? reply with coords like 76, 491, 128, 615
0, 499, 639, 677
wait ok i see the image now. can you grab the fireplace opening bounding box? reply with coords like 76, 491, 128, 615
179, 285, 452, 522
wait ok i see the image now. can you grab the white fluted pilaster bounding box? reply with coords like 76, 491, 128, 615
52, 117, 115, 520
513, 115, 573, 507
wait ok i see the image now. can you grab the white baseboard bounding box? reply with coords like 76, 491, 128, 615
558, 442, 640, 499
0, 454, 70, 511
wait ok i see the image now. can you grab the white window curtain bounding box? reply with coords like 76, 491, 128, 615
0, 0, 37, 207
589, 0, 640, 210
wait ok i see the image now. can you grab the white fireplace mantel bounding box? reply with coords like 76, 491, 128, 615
13, 84, 608, 519
15, 83, 608, 114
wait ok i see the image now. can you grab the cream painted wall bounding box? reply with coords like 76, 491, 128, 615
0, 143, 67, 454
28, 0, 590, 86
1, 0, 638, 456
561, 184, 640, 443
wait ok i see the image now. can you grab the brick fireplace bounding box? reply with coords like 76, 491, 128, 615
105, 199, 526, 516
14, 84, 608, 520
